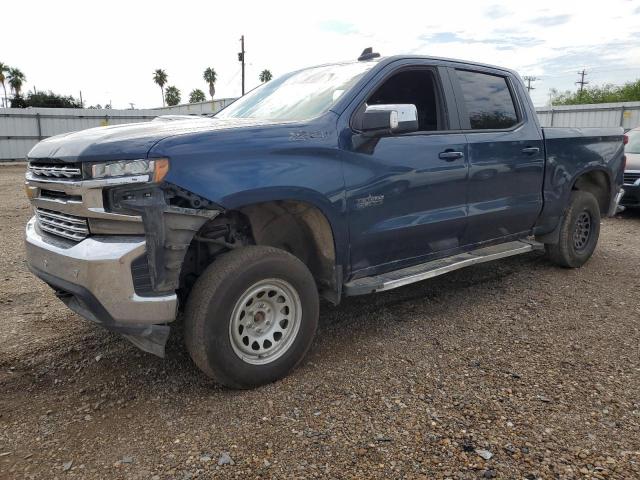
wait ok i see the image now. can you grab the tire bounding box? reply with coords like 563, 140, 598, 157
546, 190, 601, 268
184, 246, 319, 389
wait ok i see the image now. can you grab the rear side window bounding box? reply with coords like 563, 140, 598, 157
455, 70, 518, 130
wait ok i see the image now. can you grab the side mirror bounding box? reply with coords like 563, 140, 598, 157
361, 104, 418, 135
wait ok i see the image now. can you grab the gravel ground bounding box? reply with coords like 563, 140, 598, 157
1, 164, 639, 479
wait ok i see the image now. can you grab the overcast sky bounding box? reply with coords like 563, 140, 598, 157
2, 0, 639, 109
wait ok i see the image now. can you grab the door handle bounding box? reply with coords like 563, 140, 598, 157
521, 146, 540, 155
438, 150, 464, 161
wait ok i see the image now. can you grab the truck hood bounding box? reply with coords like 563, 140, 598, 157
27, 117, 292, 163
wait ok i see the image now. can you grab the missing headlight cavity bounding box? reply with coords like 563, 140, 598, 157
164, 184, 218, 209
108, 183, 220, 294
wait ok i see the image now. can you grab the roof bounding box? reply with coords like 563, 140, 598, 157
299, 54, 517, 76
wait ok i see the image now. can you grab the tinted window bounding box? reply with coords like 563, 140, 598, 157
455, 70, 518, 129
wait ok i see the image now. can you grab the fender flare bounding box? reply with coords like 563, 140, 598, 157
216, 186, 348, 268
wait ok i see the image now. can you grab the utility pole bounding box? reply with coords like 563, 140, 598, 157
79, 91, 83, 108
523, 76, 537, 93
238, 35, 245, 96
576, 70, 589, 94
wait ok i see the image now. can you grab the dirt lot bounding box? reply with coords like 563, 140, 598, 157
1, 164, 639, 479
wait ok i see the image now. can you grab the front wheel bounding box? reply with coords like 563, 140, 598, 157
546, 190, 601, 268
184, 246, 319, 389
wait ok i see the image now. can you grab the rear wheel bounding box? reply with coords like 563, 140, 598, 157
546, 191, 601, 268
184, 246, 319, 389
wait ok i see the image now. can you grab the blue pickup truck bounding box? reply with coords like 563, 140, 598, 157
24, 51, 625, 388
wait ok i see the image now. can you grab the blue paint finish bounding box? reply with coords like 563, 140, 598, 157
150, 113, 351, 266
534, 127, 625, 233
26, 55, 625, 290
28, 117, 223, 162
339, 132, 469, 276
463, 125, 545, 243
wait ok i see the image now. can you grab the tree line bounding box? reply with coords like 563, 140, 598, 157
154, 67, 273, 107
0, 61, 273, 109
550, 78, 640, 106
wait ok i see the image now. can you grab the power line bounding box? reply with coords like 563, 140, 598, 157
576, 69, 589, 93
523, 76, 538, 92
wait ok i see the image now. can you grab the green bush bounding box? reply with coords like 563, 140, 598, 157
551, 79, 640, 105
10, 91, 82, 108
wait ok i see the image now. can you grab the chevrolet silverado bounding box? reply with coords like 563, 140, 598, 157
24, 50, 625, 388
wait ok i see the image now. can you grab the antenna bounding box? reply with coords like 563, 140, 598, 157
358, 47, 380, 61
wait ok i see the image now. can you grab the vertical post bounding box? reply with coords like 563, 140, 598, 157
576, 70, 588, 96
620, 106, 626, 128
549, 108, 554, 127
240, 35, 245, 96
36, 113, 43, 140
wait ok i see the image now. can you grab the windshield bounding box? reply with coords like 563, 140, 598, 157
627, 129, 640, 154
215, 62, 376, 122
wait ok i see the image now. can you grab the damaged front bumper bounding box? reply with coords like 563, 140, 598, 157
25, 217, 177, 356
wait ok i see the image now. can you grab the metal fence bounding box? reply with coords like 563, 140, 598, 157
536, 101, 640, 130
0, 98, 236, 161
3, 100, 640, 161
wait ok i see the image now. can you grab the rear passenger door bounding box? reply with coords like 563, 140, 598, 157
449, 67, 544, 245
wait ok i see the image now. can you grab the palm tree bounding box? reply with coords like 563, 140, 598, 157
0, 62, 9, 108
8, 68, 26, 96
259, 69, 273, 83
165, 86, 181, 106
189, 89, 206, 103
153, 69, 168, 107
203, 67, 217, 100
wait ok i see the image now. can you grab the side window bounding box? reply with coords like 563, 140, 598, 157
366, 70, 443, 131
455, 70, 518, 130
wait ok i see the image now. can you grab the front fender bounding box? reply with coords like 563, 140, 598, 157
151, 115, 348, 268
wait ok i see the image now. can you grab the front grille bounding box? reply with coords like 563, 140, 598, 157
40, 189, 82, 202
624, 172, 640, 185
35, 208, 89, 242
28, 162, 82, 179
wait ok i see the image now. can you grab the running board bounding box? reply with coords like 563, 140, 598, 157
344, 240, 543, 296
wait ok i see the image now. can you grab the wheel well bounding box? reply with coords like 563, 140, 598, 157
179, 200, 339, 304
572, 170, 610, 214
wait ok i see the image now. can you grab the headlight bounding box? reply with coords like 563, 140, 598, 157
89, 158, 169, 182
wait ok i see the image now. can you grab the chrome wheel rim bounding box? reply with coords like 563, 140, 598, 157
573, 211, 592, 251
229, 278, 302, 365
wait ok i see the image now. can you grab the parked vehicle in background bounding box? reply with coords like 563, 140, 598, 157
24, 51, 625, 388
622, 127, 640, 208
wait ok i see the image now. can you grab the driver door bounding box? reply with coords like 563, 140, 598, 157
340, 62, 469, 277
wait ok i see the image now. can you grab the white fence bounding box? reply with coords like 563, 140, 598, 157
0, 98, 236, 161
3, 100, 640, 161
153, 98, 236, 116
536, 101, 640, 130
